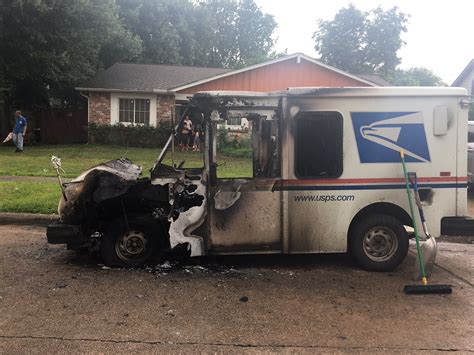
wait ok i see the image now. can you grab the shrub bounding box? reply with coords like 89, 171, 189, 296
220, 146, 253, 158
88, 122, 173, 148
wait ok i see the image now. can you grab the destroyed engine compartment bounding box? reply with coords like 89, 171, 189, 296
48, 156, 207, 266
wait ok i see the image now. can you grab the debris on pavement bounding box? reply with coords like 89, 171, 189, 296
55, 280, 67, 289
166, 309, 175, 316
144, 260, 250, 278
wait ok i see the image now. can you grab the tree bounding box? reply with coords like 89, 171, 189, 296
363, 7, 408, 74
203, 0, 277, 68
313, 4, 408, 75
117, 0, 277, 68
117, 0, 213, 66
0, 0, 142, 109
313, 4, 367, 73
387, 67, 446, 86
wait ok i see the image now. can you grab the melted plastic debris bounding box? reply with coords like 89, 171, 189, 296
144, 261, 247, 277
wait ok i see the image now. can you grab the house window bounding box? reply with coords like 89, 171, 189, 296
119, 98, 150, 125
294, 111, 343, 178
227, 116, 242, 126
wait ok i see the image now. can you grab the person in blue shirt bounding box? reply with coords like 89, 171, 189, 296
13, 110, 27, 152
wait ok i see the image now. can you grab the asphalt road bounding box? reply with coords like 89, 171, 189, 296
0, 222, 473, 354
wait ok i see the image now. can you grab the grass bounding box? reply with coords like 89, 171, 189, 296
0, 144, 252, 213
0, 144, 251, 178
0, 182, 61, 214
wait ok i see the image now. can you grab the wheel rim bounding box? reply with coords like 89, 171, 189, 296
362, 227, 398, 262
115, 230, 149, 262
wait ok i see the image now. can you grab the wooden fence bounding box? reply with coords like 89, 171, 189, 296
36, 109, 88, 144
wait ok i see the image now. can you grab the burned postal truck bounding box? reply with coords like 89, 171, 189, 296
47, 87, 472, 271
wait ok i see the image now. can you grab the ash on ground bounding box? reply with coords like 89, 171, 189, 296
144, 259, 248, 277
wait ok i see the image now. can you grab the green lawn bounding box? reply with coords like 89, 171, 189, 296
0, 144, 197, 178
0, 182, 61, 214
0, 144, 251, 178
0, 144, 252, 213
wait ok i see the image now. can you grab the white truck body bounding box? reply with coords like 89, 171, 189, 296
184, 87, 470, 261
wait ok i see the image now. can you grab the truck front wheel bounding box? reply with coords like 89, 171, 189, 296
100, 218, 166, 267
349, 214, 409, 272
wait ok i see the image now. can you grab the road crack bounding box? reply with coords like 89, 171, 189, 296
0, 334, 472, 352
434, 263, 474, 287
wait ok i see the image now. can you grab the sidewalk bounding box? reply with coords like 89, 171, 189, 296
0, 212, 57, 225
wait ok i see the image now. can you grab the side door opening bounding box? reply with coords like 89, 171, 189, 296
207, 106, 282, 253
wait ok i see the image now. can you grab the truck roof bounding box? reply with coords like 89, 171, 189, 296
194, 86, 468, 99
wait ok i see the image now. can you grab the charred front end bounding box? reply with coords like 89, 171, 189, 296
46, 153, 207, 266
47, 158, 166, 248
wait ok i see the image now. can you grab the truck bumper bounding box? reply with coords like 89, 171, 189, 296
441, 217, 474, 236
47, 222, 89, 246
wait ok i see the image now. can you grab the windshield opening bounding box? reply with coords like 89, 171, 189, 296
152, 105, 205, 173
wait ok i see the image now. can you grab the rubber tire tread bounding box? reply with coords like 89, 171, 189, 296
100, 218, 164, 267
350, 214, 409, 272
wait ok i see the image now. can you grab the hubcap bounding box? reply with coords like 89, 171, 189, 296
115, 230, 148, 261
362, 227, 398, 262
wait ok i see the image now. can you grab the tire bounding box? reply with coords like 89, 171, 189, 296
100, 218, 166, 267
349, 214, 409, 272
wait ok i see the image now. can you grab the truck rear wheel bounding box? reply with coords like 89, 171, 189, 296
349, 214, 409, 272
100, 218, 166, 267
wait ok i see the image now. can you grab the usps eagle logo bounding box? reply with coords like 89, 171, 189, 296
351, 112, 431, 163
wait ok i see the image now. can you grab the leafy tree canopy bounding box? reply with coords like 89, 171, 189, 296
201, 0, 277, 67
313, 4, 408, 75
117, 0, 277, 68
0, 0, 142, 108
386, 67, 446, 86
118, 0, 211, 66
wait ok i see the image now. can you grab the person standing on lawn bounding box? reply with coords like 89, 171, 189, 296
179, 115, 193, 151
12, 110, 27, 153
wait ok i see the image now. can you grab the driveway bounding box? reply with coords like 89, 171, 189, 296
0, 222, 473, 353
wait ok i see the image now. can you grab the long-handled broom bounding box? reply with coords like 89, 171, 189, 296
400, 150, 452, 295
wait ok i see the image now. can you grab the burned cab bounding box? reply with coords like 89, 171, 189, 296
46, 91, 280, 267
48, 87, 472, 271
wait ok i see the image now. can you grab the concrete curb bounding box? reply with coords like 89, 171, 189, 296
0, 212, 58, 226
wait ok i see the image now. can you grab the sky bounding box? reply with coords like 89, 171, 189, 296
254, 0, 474, 84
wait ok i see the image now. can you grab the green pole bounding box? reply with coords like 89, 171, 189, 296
400, 150, 427, 285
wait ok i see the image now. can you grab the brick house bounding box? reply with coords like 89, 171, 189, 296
452, 59, 474, 96
77, 53, 383, 127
